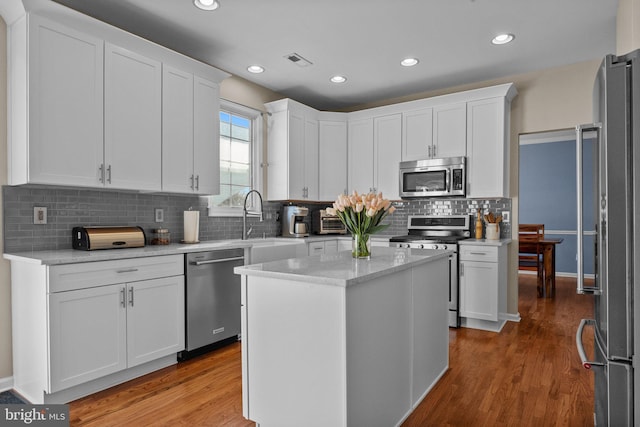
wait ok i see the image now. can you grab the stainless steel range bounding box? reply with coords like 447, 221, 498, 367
389, 215, 472, 328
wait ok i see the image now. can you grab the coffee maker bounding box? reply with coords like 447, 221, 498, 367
281, 205, 309, 237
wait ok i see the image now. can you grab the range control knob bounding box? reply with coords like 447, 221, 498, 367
432, 244, 439, 250
417, 244, 424, 249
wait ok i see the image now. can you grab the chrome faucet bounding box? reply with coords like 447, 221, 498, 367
243, 189, 264, 240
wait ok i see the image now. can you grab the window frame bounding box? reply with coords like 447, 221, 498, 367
207, 99, 263, 217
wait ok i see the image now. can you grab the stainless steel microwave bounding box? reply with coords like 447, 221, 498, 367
399, 156, 466, 198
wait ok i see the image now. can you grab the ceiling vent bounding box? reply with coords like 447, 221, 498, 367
284, 53, 313, 67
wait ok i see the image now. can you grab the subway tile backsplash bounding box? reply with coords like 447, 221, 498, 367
2, 185, 511, 252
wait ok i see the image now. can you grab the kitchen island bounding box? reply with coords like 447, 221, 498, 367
235, 247, 450, 427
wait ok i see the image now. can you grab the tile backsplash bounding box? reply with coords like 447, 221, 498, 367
2, 185, 511, 252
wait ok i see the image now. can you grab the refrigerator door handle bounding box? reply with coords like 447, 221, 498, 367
576, 123, 602, 295
576, 319, 605, 369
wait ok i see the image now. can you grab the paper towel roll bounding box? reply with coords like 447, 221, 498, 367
183, 211, 200, 243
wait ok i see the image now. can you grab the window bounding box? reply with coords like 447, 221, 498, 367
208, 100, 262, 216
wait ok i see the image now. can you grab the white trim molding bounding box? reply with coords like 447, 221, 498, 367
0, 376, 14, 392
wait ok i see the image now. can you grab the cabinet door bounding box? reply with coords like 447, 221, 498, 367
49, 284, 127, 393
105, 43, 162, 191
348, 118, 374, 193
374, 114, 402, 200
466, 97, 507, 198
402, 108, 433, 161
28, 16, 104, 187
193, 76, 221, 195
126, 276, 185, 368
308, 241, 325, 256
288, 111, 306, 200
162, 65, 194, 193
304, 118, 319, 200
433, 103, 466, 158
459, 260, 498, 321
319, 120, 348, 200
324, 240, 338, 253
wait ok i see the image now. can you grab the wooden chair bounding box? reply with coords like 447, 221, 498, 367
519, 224, 545, 296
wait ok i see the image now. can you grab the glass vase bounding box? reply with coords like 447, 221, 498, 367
352, 233, 371, 259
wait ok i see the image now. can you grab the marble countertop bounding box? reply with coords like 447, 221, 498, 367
2, 234, 393, 266
235, 246, 451, 287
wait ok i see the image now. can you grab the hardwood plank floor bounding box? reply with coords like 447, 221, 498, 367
69, 274, 595, 426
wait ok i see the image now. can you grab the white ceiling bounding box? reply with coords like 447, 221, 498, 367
52, 0, 618, 111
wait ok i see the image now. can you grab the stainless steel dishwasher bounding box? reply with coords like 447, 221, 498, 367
179, 248, 245, 360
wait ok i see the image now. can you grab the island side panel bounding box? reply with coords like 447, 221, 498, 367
243, 275, 347, 427
411, 257, 449, 409
345, 268, 413, 427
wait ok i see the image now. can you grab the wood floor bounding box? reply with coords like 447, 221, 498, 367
68, 274, 595, 426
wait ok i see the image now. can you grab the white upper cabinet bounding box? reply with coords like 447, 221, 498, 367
7, 3, 228, 192
162, 68, 220, 194
266, 99, 318, 200
347, 117, 375, 194
162, 66, 194, 193
319, 120, 348, 200
466, 97, 511, 198
105, 43, 162, 191
402, 108, 433, 161
402, 103, 466, 162
432, 103, 467, 158
374, 114, 402, 200
21, 15, 104, 187
193, 77, 221, 195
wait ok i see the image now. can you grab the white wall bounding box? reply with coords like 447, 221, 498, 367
617, 0, 640, 55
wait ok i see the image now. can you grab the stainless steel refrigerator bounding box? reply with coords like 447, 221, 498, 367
575, 50, 640, 426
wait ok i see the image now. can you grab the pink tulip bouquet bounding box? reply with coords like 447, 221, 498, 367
326, 191, 396, 258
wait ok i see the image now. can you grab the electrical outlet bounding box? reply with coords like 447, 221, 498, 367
34, 207, 47, 224
502, 211, 510, 223
155, 208, 164, 223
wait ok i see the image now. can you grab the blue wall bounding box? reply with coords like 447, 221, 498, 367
519, 139, 595, 275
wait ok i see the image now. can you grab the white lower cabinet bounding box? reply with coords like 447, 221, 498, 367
458, 243, 508, 331
308, 240, 339, 256
10, 254, 184, 403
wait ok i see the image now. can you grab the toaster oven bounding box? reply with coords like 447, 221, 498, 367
312, 210, 347, 235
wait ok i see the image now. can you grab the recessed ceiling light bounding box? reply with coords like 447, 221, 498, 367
247, 65, 264, 74
491, 33, 514, 45
194, 0, 219, 11
330, 75, 347, 83
401, 58, 419, 67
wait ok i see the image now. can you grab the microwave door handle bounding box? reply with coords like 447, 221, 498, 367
446, 169, 451, 192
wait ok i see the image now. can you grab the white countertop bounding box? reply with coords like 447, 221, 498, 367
2, 235, 392, 265
235, 246, 451, 287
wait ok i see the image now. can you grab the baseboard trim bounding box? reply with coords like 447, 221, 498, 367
503, 312, 521, 323
0, 376, 14, 392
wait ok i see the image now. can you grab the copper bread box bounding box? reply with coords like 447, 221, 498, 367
72, 226, 146, 250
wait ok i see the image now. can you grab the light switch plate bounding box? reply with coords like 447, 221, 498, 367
502, 211, 510, 223
155, 208, 164, 223
34, 207, 47, 224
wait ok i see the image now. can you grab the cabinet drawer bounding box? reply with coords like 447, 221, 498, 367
49, 255, 184, 293
459, 245, 498, 262
308, 242, 325, 256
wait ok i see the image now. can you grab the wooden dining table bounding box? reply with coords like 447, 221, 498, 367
520, 237, 564, 298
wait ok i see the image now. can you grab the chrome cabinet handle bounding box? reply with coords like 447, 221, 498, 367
99, 164, 105, 183
576, 123, 602, 295
459, 263, 464, 276
129, 287, 134, 307
116, 268, 138, 274
191, 256, 244, 266
428, 146, 432, 158
433, 145, 436, 157
120, 287, 126, 308
190, 175, 194, 190
195, 175, 200, 191
107, 165, 112, 184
